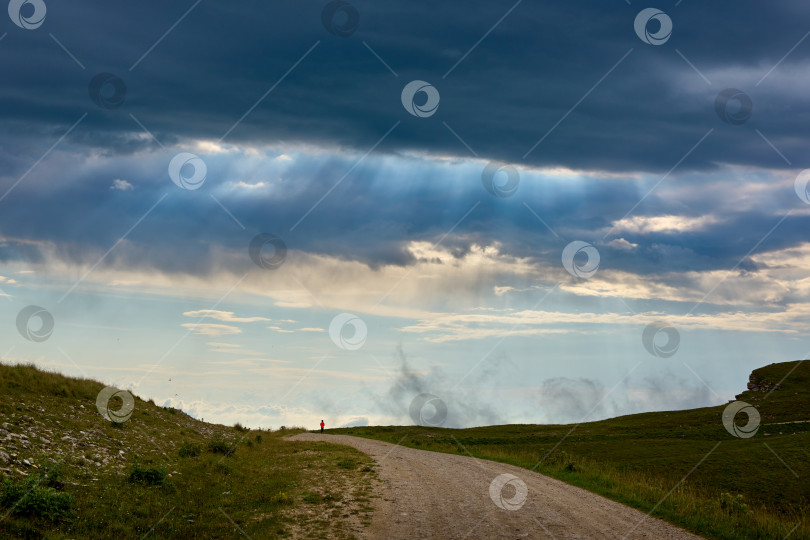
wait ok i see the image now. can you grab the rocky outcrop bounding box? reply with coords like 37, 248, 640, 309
745, 373, 781, 393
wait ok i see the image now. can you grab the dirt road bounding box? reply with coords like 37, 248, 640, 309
289, 433, 702, 540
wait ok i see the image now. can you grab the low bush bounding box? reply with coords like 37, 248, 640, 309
0, 474, 74, 522
270, 492, 291, 505
178, 441, 202, 458
127, 463, 167, 487
207, 436, 235, 456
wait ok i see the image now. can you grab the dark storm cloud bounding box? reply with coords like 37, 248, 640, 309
1, 0, 809, 292
0, 141, 804, 286
1, 0, 810, 172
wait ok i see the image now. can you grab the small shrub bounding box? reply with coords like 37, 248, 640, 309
720, 492, 749, 515
255, 434, 262, 444
215, 462, 231, 475
166, 407, 177, 414
207, 436, 235, 456
270, 492, 292, 505
336, 459, 357, 469
0, 474, 74, 521
128, 463, 167, 487
110, 421, 124, 430
234, 422, 248, 432
40, 462, 65, 490
178, 441, 202, 458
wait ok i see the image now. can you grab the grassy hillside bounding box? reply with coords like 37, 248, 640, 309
0, 363, 377, 539
336, 360, 810, 540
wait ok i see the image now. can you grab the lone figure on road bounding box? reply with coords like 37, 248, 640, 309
320, 419, 325, 433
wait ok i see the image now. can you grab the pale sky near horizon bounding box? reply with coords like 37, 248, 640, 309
2, 1, 810, 429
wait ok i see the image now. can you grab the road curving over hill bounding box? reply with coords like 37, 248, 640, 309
289, 433, 702, 539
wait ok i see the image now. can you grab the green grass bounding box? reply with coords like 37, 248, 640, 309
0, 362, 377, 539
334, 360, 810, 540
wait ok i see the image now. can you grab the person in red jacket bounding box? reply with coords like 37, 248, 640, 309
320, 419, 325, 433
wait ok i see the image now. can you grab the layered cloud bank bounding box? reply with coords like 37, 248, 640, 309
2, 1, 810, 428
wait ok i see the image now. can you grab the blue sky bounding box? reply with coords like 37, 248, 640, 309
2, 0, 810, 429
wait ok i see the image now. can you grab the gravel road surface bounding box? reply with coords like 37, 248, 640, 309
289, 433, 703, 540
